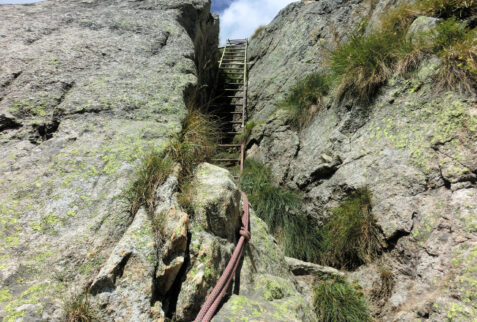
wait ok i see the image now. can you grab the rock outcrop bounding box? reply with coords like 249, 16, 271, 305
0, 0, 218, 320
246, 0, 477, 320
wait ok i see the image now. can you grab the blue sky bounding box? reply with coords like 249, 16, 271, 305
212, 0, 296, 44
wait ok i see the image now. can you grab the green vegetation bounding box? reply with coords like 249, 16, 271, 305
125, 108, 218, 216
274, 0, 477, 110
240, 159, 321, 261
432, 18, 476, 93
167, 109, 219, 179
280, 73, 331, 129
233, 121, 258, 144
125, 152, 173, 215
64, 293, 97, 322
251, 25, 266, 40
419, 0, 476, 18
329, 29, 401, 103
312, 276, 372, 322
319, 188, 382, 269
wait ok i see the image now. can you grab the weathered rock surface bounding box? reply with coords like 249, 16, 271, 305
174, 164, 239, 321
0, 0, 218, 320
246, 0, 477, 321
213, 194, 316, 321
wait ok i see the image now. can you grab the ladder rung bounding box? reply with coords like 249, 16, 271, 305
229, 111, 243, 114
225, 96, 243, 98
225, 131, 242, 134
227, 121, 243, 124
224, 89, 243, 91
212, 158, 241, 162
218, 144, 242, 147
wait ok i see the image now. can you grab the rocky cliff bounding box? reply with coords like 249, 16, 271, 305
0, 0, 315, 321
246, 0, 476, 321
0, 0, 220, 320
1, 0, 476, 321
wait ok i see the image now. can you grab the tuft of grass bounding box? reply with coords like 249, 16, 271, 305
177, 182, 195, 215
319, 188, 382, 269
167, 109, 219, 179
233, 121, 257, 144
372, 266, 395, 299
328, 0, 476, 103
251, 25, 266, 40
64, 293, 97, 322
419, 0, 477, 18
433, 18, 477, 94
312, 276, 372, 322
125, 152, 173, 215
280, 73, 331, 129
329, 29, 405, 103
240, 159, 321, 261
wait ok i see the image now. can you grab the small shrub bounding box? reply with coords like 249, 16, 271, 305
240, 159, 321, 261
312, 276, 372, 322
64, 293, 97, 322
419, 0, 477, 18
319, 188, 382, 269
125, 152, 173, 215
251, 25, 266, 40
167, 109, 219, 179
280, 73, 331, 129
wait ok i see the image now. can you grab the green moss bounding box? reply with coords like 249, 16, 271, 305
4, 283, 47, 321
0, 286, 12, 305
31, 213, 62, 233
229, 296, 251, 311
263, 279, 285, 301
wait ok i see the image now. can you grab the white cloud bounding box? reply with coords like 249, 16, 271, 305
219, 0, 297, 44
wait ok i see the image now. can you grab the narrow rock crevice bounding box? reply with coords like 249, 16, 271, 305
29, 119, 60, 144
0, 114, 22, 132
162, 231, 191, 319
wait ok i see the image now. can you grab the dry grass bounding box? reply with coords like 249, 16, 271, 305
251, 25, 266, 40
418, 0, 477, 18
328, 0, 477, 103
167, 109, 219, 179
433, 18, 477, 94
177, 182, 195, 215
64, 293, 97, 322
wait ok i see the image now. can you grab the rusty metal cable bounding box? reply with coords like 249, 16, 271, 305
194, 191, 250, 322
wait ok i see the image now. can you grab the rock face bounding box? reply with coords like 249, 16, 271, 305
246, 0, 477, 321
0, 0, 218, 320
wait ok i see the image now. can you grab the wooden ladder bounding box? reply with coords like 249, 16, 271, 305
212, 39, 248, 177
